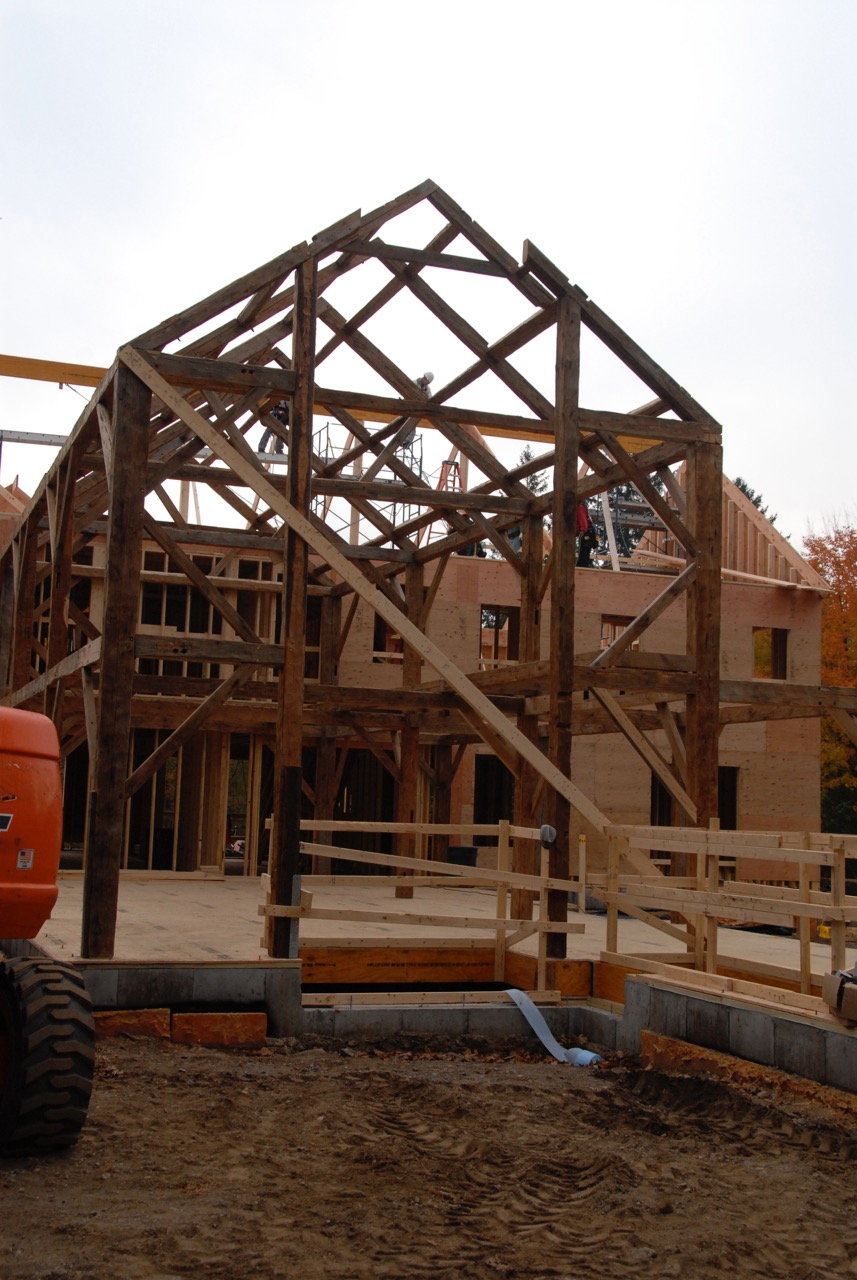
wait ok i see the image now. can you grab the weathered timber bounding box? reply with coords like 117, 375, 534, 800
81, 364, 151, 957
546, 294, 581, 958
119, 348, 609, 832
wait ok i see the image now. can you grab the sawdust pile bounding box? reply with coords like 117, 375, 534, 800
3, 1035, 857, 1279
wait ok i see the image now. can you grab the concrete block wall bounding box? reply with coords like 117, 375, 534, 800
620, 976, 857, 1094
73, 959, 303, 1038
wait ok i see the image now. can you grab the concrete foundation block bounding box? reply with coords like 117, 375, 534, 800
773, 1015, 826, 1081
573, 1004, 619, 1051
78, 964, 119, 1008
264, 966, 303, 1038
192, 965, 266, 1006
464, 1004, 525, 1041
300, 1007, 334, 1038
618, 977, 653, 1053
333, 1006, 405, 1040
116, 965, 194, 1009
728, 1006, 775, 1067
685, 996, 730, 1052
649, 986, 688, 1041
400, 1004, 468, 1037
824, 1029, 857, 1093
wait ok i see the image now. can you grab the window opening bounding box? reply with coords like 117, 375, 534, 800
753, 627, 787, 680
480, 605, 520, 668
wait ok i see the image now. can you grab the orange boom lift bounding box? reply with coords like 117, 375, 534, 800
0, 707, 94, 1155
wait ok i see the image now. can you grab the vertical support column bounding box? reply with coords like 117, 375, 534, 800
798, 850, 812, 994
606, 833, 620, 954
44, 447, 82, 732
546, 294, 581, 959
432, 743, 453, 863
270, 259, 316, 958
313, 594, 342, 874
0, 556, 14, 698
81, 363, 151, 957
511, 513, 544, 919
176, 737, 204, 871
200, 732, 230, 868
11, 522, 39, 694
831, 843, 847, 973
685, 439, 723, 829
494, 818, 511, 981
395, 562, 424, 899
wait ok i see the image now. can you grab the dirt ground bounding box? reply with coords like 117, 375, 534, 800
3, 1034, 857, 1280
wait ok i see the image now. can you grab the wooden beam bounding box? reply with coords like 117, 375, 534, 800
0, 352, 105, 388
141, 513, 263, 644
547, 294, 580, 958
271, 257, 316, 956
340, 239, 507, 276
119, 346, 609, 834
81, 364, 151, 957
0, 637, 102, 709
124, 664, 260, 799
593, 687, 697, 822
685, 440, 723, 828
592, 563, 697, 669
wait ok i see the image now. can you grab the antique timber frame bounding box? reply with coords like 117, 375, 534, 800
1, 180, 852, 961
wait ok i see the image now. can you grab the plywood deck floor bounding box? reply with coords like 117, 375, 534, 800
42, 873, 855, 978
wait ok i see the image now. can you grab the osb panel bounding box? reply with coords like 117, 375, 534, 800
504, 952, 592, 997
300, 946, 496, 986
737, 750, 820, 831
593, 962, 637, 1004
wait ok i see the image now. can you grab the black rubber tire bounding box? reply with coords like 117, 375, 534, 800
0, 958, 95, 1156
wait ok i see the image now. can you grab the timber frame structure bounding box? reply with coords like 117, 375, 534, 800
1, 179, 853, 962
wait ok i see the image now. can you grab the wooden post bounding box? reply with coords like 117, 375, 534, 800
431, 743, 453, 864
831, 842, 847, 973
511, 513, 543, 919
577, 833, 587, 913
45, 451, 80, 686
200, 732, 230, 868
685, 440, 723, 829
270, 258, 316, 958
798, 855, 812, 994
546, 294, 581, 958
10, 521, 38, 694
537, 844, 549, 991
606, 833, 620, 954
395, 562, 424, 899
176, 737, 204, 871
313, 595, 342, 874
494, 819, 511, 981
81, 364, 150, 957
0, 557, 14, 698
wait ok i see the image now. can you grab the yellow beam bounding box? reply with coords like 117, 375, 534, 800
0, 352, 656, 450
0, 353, 106, 388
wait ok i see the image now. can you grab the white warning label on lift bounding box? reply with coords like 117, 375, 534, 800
16, 848, 34, 870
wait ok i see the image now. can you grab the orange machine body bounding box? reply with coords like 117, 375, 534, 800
0, 707, 63, 940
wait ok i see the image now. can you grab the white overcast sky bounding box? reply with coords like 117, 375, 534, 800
1, 0, 854, 546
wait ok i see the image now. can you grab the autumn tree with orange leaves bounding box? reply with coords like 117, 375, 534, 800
803, 520, 857, 832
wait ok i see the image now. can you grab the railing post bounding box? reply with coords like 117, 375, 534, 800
831, 842, 847, 973
798, 848, 812, 994
577, 833, 587, 913
537, 844, 549, 991
606, 834, 620, 954
494, 820, 511, 982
